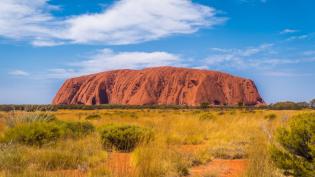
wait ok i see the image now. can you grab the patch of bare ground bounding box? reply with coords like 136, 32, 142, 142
189, 159, 248, 177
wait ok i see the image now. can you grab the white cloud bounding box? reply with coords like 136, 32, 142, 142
0, 0, 226, 46
261, 71, 314, 77
75, 49, 182, 75
9, 70, 30, 76
62, 0, 226, 44
31, 39, 64, 47
240, 0, 267, 3
207, 44, 274, 67
286, 34, 309, 41
206, 44, 315, 71
0, 0, 59, 40
44, 49, 182, 78
303, 50, 315, 56
280, 28, 298, 34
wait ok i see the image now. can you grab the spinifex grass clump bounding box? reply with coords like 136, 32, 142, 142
99, 124, 154, 152
0, 143, 28, 173
2, 121, 95, 146
0, 136, 107, 175
5, 111, 57, 128
30, 137, 107, 170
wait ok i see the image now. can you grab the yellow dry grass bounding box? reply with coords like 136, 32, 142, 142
0, 108, 313, 177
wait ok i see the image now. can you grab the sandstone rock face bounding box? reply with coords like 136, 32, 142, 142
53, 66, 264, 106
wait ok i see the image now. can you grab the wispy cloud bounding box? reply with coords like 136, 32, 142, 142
206, 43, 315, 71
286, 34, 309, 41
0, 0, 60, 40
42, 49, 182, 79
280, 28, 298, 34
73, 49, 182, 75
303, 50, 315, 56
261, 71, 314, 77
207, 43, 274, 68
240, 0, 268, 4
0, 0, 226, 46
8, 70, 30, 76
31, 39, 64, 47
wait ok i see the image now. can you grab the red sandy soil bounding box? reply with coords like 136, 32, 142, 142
189, 159, 248, 177
48, 151, 247, 177
105, 152, 247, 177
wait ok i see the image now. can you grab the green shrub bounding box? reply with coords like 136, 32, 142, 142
58, 121, 95, 138
310, 99, 315, 108
269, 101, 305, 110
99, 124, 154, 152
85, 114, 102, 120
2, 122, 62, 146
270, 113, 315, 177
200, 102, 210, 109
2, 121, 95, 146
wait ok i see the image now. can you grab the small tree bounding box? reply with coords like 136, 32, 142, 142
200, 102, 210, 109
270, 113, 315, 177
310, 99, 315, 108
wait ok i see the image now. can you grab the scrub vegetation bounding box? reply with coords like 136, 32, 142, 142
0, 108, 314, 177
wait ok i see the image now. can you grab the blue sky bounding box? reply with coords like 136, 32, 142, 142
0, 0, 314, 104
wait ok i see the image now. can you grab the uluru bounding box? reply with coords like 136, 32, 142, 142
52, 66, 264, 106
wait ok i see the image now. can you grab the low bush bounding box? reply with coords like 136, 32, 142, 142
200, 102, 210, 109
59, 121, 95, 138
209, 141, 248, 159
99, 124, 154, 152
264, 113, 277, 121
174, 157, 190, 176
2, 121, 95, 146
2, 122, 62, 146
189, 149, 213, 166
217, 111, 225, 116
85, 114, 102, 120
269, 101, 306, 110
270, 113, 315, 177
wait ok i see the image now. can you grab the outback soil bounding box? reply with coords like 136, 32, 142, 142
189, 159, 248, 177
105, 152, 247, 177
